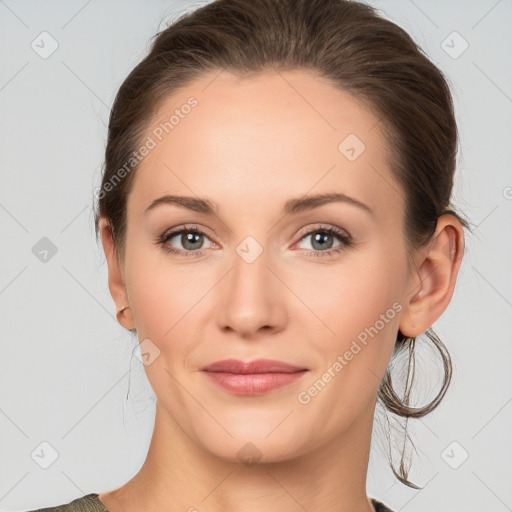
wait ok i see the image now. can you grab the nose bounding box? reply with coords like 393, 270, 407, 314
216, 240, 287, 339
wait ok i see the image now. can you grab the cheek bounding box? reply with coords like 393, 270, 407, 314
307, 249, 404, 370
311, 253, 401, 327
295, 264, 402, 424
124, 238, 208, 333
123, 250, 202, 397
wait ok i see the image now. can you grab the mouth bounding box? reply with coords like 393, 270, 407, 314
201, 358, 309, 395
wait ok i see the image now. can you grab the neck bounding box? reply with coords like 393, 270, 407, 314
100, 400, 377, 512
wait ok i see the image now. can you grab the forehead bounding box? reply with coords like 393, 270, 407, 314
127, 68, 402, 222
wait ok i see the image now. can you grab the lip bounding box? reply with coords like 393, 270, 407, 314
201, 358, 309, 395
201, 358, 307, 373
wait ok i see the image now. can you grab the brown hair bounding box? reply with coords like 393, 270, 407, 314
93, 0, 470, 488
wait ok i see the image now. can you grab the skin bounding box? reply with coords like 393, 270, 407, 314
97, 68, 464, 512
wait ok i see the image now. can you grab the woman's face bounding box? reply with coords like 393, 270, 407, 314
114, 69, 418, 462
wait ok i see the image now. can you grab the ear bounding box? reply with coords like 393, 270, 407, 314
98, 217, 134, 331
399, 213, 465, 338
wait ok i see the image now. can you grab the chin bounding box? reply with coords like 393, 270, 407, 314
193, 425, 307, 466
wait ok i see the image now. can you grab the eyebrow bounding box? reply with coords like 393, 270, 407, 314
144, 192, 373, 217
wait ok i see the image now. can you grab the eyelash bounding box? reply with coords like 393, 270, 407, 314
157, 224, 353, 258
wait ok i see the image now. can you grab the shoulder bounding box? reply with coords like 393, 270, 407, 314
25, 493, 109, 512
371, 497, 395, 512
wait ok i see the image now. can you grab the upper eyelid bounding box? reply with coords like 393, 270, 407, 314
296, 224, 350, 239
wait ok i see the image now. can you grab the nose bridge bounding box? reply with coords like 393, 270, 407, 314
216, 234, 285, 336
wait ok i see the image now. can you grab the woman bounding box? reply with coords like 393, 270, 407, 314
29, 0, 468, 510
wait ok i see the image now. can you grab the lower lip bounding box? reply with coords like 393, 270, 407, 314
203, 371, 308, 395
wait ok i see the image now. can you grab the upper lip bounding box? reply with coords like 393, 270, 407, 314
201, 358, 307, 374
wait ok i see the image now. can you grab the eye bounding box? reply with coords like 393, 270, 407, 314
294, 225, 353, 258
157, 224, 353, 259
158, 225, 216, 256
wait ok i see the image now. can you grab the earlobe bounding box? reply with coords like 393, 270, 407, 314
399, 214, 465, 338
99, 217, 133, 330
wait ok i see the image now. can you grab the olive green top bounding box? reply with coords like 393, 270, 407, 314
26, 494, 108, 512
27, 492, 395, 511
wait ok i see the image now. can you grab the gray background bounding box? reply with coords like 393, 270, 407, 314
0, 0, 511, 511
